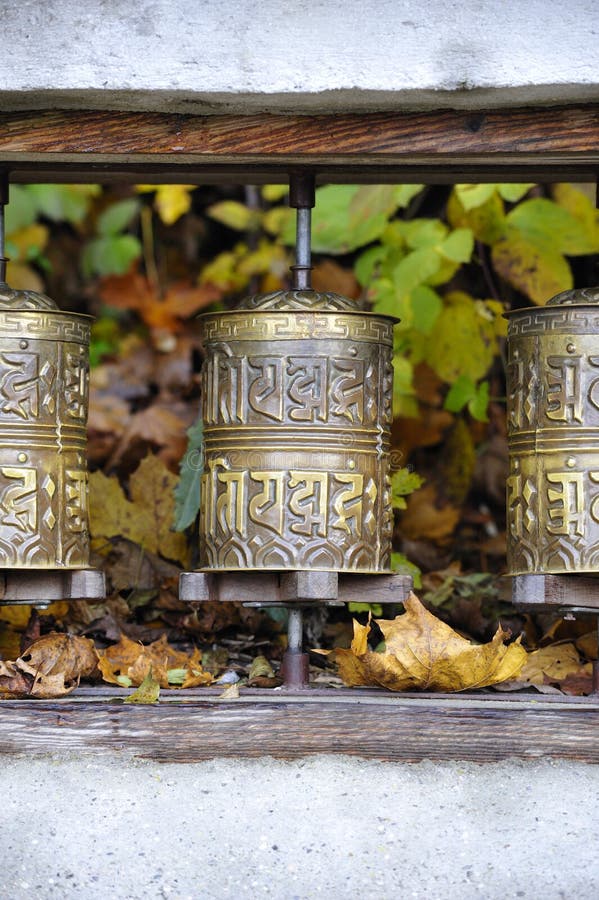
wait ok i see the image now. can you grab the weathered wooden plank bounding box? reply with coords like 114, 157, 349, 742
1, 693, 598, 763
513, 573, 599, 612
0, 106, 598, 183
1, 107, 598, 156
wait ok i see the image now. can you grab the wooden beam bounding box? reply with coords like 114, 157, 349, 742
0, 106, 598, 183
1, 689, 598, 763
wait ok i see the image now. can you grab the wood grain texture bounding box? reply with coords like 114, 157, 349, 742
1, 107, 598, 156
0, 106, 598, 184
1, 691, 598, 763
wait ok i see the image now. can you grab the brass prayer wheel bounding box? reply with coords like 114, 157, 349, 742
198, 288, 395, 573
0, 283, 91, 568
506, 286, 599, 575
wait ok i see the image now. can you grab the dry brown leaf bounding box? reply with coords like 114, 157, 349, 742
559, 672, 594, 696
99, 634, 213, 689
321, 594, 527, 692
106, 405, 187, 470
99, 272, 221, 332
400, 485, 461, 544
17, 633, 99, 681
517, 643, 590, 687
219, 682, 240, 700
89, 454, 190, 566
311, 260, 360, 298
0, 633, 99, 699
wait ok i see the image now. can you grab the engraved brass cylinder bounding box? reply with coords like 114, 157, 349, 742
198, 290, 395, 573
506, 287, 599, 575
0, 286, 91, 568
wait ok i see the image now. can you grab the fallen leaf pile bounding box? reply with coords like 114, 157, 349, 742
0, 633, 99, 699
319, 593, 527, 692
516, 642, 593, 695
98, 633, 213, 689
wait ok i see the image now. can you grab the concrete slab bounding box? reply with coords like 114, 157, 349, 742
1, 0, 598, 114
0, 754, 597, 899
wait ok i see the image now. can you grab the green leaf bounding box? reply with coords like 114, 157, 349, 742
552, 184, 599, 241
395, 218, 447, 249
167, 668, 188, 685
355, 245, 387, 286
455, 184, 496, 211
261, 184, 288, 203
207, 201, 260, 232
491, 228, 572, 304
4, 185, 37, 233
391, 467, 425, 509
427, 291, 499, 382
507, 198, 599, 256
444, 374, 477, 413
390, 552, 422, 589
26, 184, 100, 225
348, 602, 383, 616
284, 185, 398, 255
82, 234, 142, 277
124, 669, 160, 704
438, 228, 474, 263
392, 355, 418, 417
394, 184, 425, 208
447, 189, 506, 245
496, 184, 535, 203
97, 199, 140, 237
468, 380, 490, 422
393, 248, 441, 296
444, 376, 490, 423
173, 416, 204, 531
411, 285, 442, 334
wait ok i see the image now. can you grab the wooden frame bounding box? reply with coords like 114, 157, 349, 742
1, 688, 598, 763
0, 105, 598, 184
0, 102, 598, 761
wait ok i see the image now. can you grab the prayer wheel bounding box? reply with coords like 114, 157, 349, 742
506, 286, 599, 575
0, 282, 91, 569
198, 288, 395, 573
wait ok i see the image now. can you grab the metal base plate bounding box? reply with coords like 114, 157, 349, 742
0, 569, 105, 607
179, 570, 413, 607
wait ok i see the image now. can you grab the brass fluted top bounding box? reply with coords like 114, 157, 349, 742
547, 286, 599, 306
239, 289, 360, 312
0, 282, 59, 311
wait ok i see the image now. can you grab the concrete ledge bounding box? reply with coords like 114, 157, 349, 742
2, 0, 598, 115
2, 84, 599, 116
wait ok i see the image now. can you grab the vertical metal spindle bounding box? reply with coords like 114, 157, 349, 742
281, 605, 310, 690
289, 172, 315, 291
288, 607, 303, 653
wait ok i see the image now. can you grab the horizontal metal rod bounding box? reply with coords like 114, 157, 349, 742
2, 160, 598, 185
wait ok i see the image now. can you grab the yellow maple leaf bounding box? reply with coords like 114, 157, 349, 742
136, 185, 196, 225
89, 454, 190, 566
322, 593, 527, 692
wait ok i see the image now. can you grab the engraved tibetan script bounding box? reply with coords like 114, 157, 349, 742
64, 349, 88, 420
0, 352, 39, 419
546, 471, 585, 536
202, 460, 371, 543
0, 466, 37, 533
546, 355, 583, 423
65, 470, 87, 532
204, 352, 372, 426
